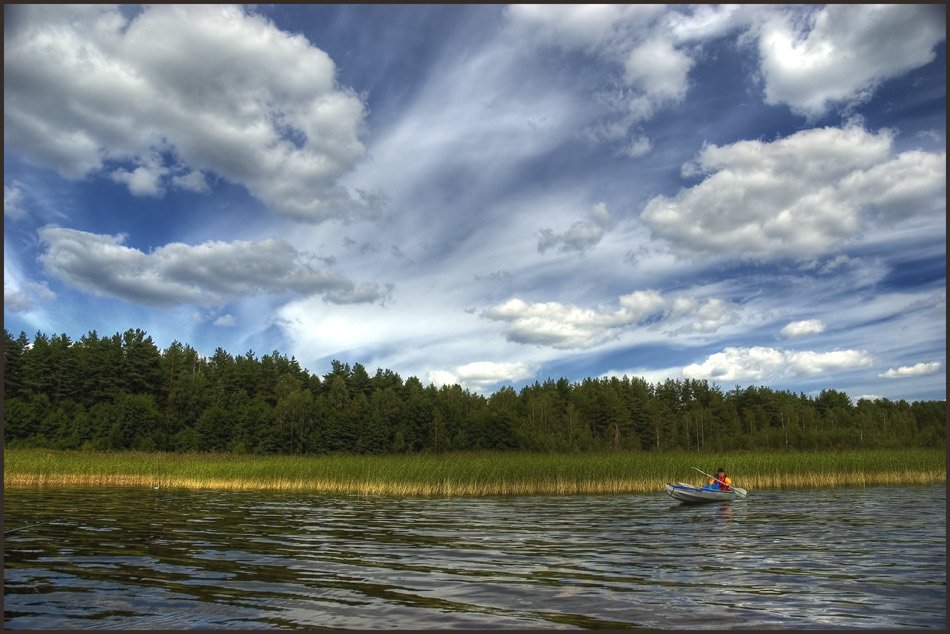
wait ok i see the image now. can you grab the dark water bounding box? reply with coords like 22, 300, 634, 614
3, 484, 946, 629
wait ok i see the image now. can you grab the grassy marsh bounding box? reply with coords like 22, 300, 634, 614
4, 448, 944, 496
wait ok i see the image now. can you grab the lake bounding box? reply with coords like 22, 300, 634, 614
3, 484, 945, 629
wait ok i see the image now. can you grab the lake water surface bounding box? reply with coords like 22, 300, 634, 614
4, 484, 946, 629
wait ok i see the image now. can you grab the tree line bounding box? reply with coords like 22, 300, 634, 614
3, 328, 945, 454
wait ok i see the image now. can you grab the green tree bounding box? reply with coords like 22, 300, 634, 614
3, 330, 29, 400
195, 404, 232, 452
367, 387, 402, 453
102, 393, 162, 450
398, 377, 432, 451
231, 397, 274, 453
485, 386, 520, 450
275, 373, 316, 453
75, 331, 124, 406
3, 395, 46, 443
22, 332, 54, 398
121, 329, 162, 397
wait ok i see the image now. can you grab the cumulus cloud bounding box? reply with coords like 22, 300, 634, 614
4, 184, 27, 220
171, 170, 211, 194
213, 314, 237, 327
538, 202, 615, 255
642, 125, 946, 260
38, 226, 386, 307
483, 290, 735, 349
623, 37, 694, 105
757, 5, 946, 117
683, 346, 873, 381
109, 156, 168, 197
427, 361, 535, 392
781, 319, 825, 339
668, 297, 737, 334
3, 280, 56, 313
4, 4, 377, 222
879, 361, 941, 379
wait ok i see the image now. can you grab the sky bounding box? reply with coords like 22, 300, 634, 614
3, 4, 947, 402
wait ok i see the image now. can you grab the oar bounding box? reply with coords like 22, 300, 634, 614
692, 467, 748, 497
3, 521, 47, 536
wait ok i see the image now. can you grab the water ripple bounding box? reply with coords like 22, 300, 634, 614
4, 484, 945, 629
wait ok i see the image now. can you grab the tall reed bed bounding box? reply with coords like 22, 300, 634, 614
4, 448, 944, 496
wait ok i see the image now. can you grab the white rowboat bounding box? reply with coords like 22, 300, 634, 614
665, 482, 741, 504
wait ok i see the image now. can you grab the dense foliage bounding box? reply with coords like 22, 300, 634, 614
3, 328, 945, 454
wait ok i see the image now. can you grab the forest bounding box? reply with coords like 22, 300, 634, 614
3, 328, 945, 454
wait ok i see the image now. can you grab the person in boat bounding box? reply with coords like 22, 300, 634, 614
709, 467, 732, 491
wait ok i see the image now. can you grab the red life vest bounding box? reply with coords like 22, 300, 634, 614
710, 474, 731, 491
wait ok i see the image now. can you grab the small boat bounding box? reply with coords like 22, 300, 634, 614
665, 482, 739, 504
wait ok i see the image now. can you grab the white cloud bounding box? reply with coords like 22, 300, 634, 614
171, 170, 210, 194
538, 202, 615, 255
781, 319, 825, 339
668, 297, 737, 334
427, 361, 535, 392
4, 4, 374, 222
757, 5, 946, 117
213, 314, 237, 327
3, 287, 32, 313
621, 135, 653, 158
600, 365, 685, 387
623, 37, 693, 105
38, 227, 386, 307
4, 184, 27, 220
683, 346, 873, 381
3, 280, 56, 313
879, 361, 941, 379
667, 4, 749, 43
505, 4, 660, 53
109, 157, 167, 197
642, 125, 946, 260
506, 4, 946, 153
483, 291, 662, 349
483, 290, 736, 349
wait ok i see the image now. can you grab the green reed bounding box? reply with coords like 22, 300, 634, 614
4, 448, 944, 495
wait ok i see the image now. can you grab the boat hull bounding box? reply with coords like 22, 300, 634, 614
665, 482, 738, 504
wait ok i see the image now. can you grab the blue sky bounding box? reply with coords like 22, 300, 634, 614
4, 4, 946, 401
